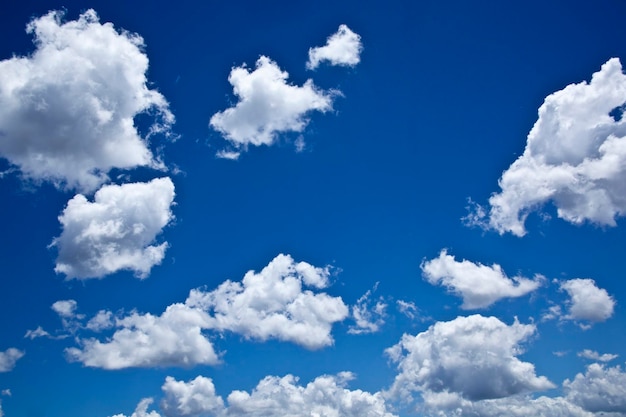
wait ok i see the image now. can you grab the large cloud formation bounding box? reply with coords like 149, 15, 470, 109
0, 10, 173, 191
116, 373, 396, 417
386, 315, 554, 402
306, 25, 363, 70
473, 58, 626, 236
421, 250, 541, 309
66, 254, 348, 369
210, 56, 333, 157
52, 177, 175, 279
564, 363, 626, 414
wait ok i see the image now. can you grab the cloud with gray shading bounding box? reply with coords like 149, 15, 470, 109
52, 177, 175, 279
0, 10, 173, 191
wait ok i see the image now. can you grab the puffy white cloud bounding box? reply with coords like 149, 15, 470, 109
52, 177, 175, 279
560, 279, 615, 324
66, 303, 219, 370
420, 391, 594, 417
386, 315, 554, 402
67, 254, 346, 369
565, 363, 626, 414
86, 310, 114, 332
421, 250, 541, 309
0, 348, 24, 372
160, 376, 224, 417
210, 56, 333, 152
472, 58, 626, 236
348, 284, 387, 334
306, 25, 363, 70
578, 350, 618, 362
51, 299, 78, 318
186, 253, 348, 349
0, 10, 173, 192
111, 398, 162, 417
226, 372, 396, 417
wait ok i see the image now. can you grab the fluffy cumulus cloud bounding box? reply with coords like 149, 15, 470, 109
186, 253, 348, 349
114, 373, 395, 417
560, 278, 615, 325
52, 177, 175, 279
210, 56, 333, 154
386, 315, 554, 402
421, 250, 541, 309
0, 348, 24, 372
66, 254, 347, 369
66, 303, 219, 370
565, 363, 626, 414
306, 25, 363, 70
160, 376, 224, 417
420, 391, 594, 417
0, 10, 173, 192
471, 58, 626, 236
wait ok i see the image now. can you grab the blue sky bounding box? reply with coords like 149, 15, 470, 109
1, 0, 626, 416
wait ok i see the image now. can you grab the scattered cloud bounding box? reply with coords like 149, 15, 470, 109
470, 58, 626, 236
560, 278, 615, 325
348, 283, 387, 334
157, 373, 395, 417
386, 315, 554, 402
396, 300, 420, 320
160, 376, 224, 417
52, 177, 176, 280
186, 253, 348, 349
565, 363, 626, 414
0, 348, 24, 372
210, 56, 333, 153
86, 310, 114, 332
52, 299, 79, 318
306, 24, 363, 70
65, 303, 219, 370
577, 350, 618, 362
112, 398, 162, 417
66, 254, 347, 369
0, 10, 173, 192
421, 250, 542, 309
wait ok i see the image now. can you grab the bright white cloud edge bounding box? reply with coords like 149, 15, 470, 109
468, 58, 626, 236
306, 24, 363, 70
0, 10, 174, 192
52, 177, 176, 280
421, 250, 542, 309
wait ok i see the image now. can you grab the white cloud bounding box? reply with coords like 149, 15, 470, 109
421, 250, 541, 309
51, 299, 78, 318
86, 310, 114, 332
186, 253, 348, 349
578, 350, 618, 362
386, 315, 554, 402
560, 279, 615, 324
396, 300, 420, 320
67, 254, 347, 369
307, 25, 363, 70
0, 10, 173, 192
475, 58, 626, 236
52, 177, 175, 279
420, 391, 594, 417
66, 303, 219, 370
226, 372, 396, 417
0, 348, 24, 372
210, 56, 333, 152
565, 363, 626, 414
112, 398, 162, 417
348, 284, 387, 334
160, 376, 224, 417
